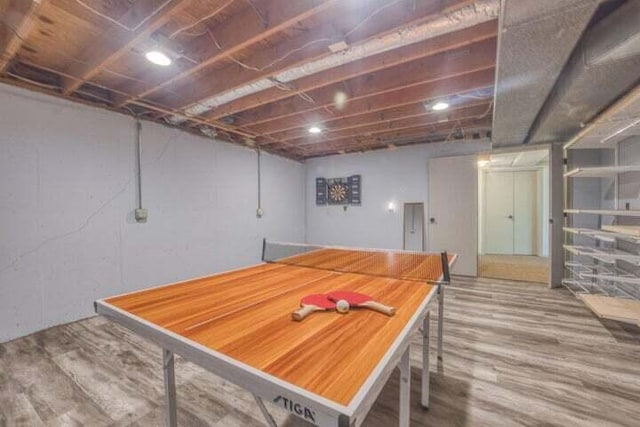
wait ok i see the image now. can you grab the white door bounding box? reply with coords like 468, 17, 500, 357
403, 203, 424, 251
484, 170, 538, 255
513, 171, 538, 255
428, 155, 477, 276
484, 171, 515, 254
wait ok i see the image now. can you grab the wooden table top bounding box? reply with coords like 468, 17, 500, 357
104, 250, 444, 406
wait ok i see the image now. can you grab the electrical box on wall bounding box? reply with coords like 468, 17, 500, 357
135, 208, 148, 223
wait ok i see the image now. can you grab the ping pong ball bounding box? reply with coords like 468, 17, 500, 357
336, 299, 350, 314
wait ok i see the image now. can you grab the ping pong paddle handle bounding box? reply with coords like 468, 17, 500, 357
292, 305, 316, 321
362, 301, 396, 316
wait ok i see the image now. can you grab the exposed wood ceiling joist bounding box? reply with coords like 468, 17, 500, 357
235, 37, 496, 131
0, 0, 45, 72
277, 102, 493, 150
0, 0, 501, 159
265, 95, 489, 144
162, 0, 490, 117
196, 20, 498, 123
61, 0, 198, 95
113, 0, 338, 108
299, 118, 492, 157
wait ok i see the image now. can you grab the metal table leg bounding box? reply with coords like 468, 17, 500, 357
421, 311, 430, 409
163, 349, 177, 427
253, 394, 278, 427
438, 285, 444, 361
398, 347, 411, 427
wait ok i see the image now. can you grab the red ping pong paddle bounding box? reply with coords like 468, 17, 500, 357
327, 291, 396, 316
292, 294, 336, 321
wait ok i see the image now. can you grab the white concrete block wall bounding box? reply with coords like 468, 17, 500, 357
0, 84, 305, 343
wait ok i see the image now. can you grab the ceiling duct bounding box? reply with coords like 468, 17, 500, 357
175, 0, 500, 125
527, 0, 640, 144
491, 0, 599, 147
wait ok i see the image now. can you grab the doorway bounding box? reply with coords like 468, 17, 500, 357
403, 203, 425, 251
478, 150, 550, 283
484, 170, 538, 255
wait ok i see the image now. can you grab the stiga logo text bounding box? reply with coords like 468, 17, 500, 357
273, 395, 316, 423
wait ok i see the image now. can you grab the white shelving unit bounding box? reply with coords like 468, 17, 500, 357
564, 208, 640, 217
564, 137, 640, 324
564, 165, 640, 178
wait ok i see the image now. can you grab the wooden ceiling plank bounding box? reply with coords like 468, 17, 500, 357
247, 68, 495, 136
266, 99, 489, 142
195, 20, 497, 122
230, 37, 496, 129
271, 102, 492, 149
159, 0, 486, 113
61, 0, 193, 95
0, 0, 46, 73
234, 39, 496, 134
115, 0, 338, 107
300, 118, 492, 156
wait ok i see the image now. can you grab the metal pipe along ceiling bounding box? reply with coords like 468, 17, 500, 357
169, 0, 500, 125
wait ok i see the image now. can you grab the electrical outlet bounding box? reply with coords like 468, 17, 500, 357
256, 208, 263, 218
135, 208, 148, 223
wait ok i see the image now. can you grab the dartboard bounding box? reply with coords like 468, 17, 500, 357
328, 183, 349, 203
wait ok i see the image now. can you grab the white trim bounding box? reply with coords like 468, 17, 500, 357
95, 246, 456, 426
269, 240, 449, 257
347, 287, 438, 423
96, 301, 350, 425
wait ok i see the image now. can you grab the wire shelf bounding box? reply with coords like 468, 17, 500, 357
564, 165, 640, 178
563, 245, 640, 265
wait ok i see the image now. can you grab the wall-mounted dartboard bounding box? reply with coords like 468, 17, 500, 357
316, 175, 361, 206
328, 181, 349, 204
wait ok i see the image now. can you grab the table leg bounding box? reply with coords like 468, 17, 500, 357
421, 311, 430, 409
398, 347, 411, 427
253, 394, 278, 427
438, 285, 444, 361
163, 349, 177, 427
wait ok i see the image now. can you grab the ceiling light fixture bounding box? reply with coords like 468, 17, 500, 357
145, 51, 172, 66
477, 154, 490, 168
308, 126, 322, 134
432, 101, 449, 111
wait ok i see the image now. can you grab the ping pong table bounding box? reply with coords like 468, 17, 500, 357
95, 241, 455, 427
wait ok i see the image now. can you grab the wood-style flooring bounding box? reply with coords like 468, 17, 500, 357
1, 276, 639, 427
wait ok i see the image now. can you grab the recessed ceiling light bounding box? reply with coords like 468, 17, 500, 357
145, 51, 172, 66
432, 101, 449, 111
308, 126, 322, 134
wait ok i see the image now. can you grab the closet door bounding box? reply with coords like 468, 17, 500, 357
428, 155, 478, 276
484, 171, 515, 255
513, 171, 538, 255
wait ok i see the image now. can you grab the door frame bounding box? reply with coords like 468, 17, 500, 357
402, 202, 425, 251
477, 144, 557, 287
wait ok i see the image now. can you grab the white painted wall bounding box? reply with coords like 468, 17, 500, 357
0, 84, 305, 343
305, 140, 490, 249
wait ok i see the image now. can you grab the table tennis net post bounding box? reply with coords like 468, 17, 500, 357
262, 240, 451, 283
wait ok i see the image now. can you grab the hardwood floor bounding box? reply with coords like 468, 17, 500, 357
1, 276, 639, 426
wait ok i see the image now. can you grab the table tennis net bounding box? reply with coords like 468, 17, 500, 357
262, 240, 451, 283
